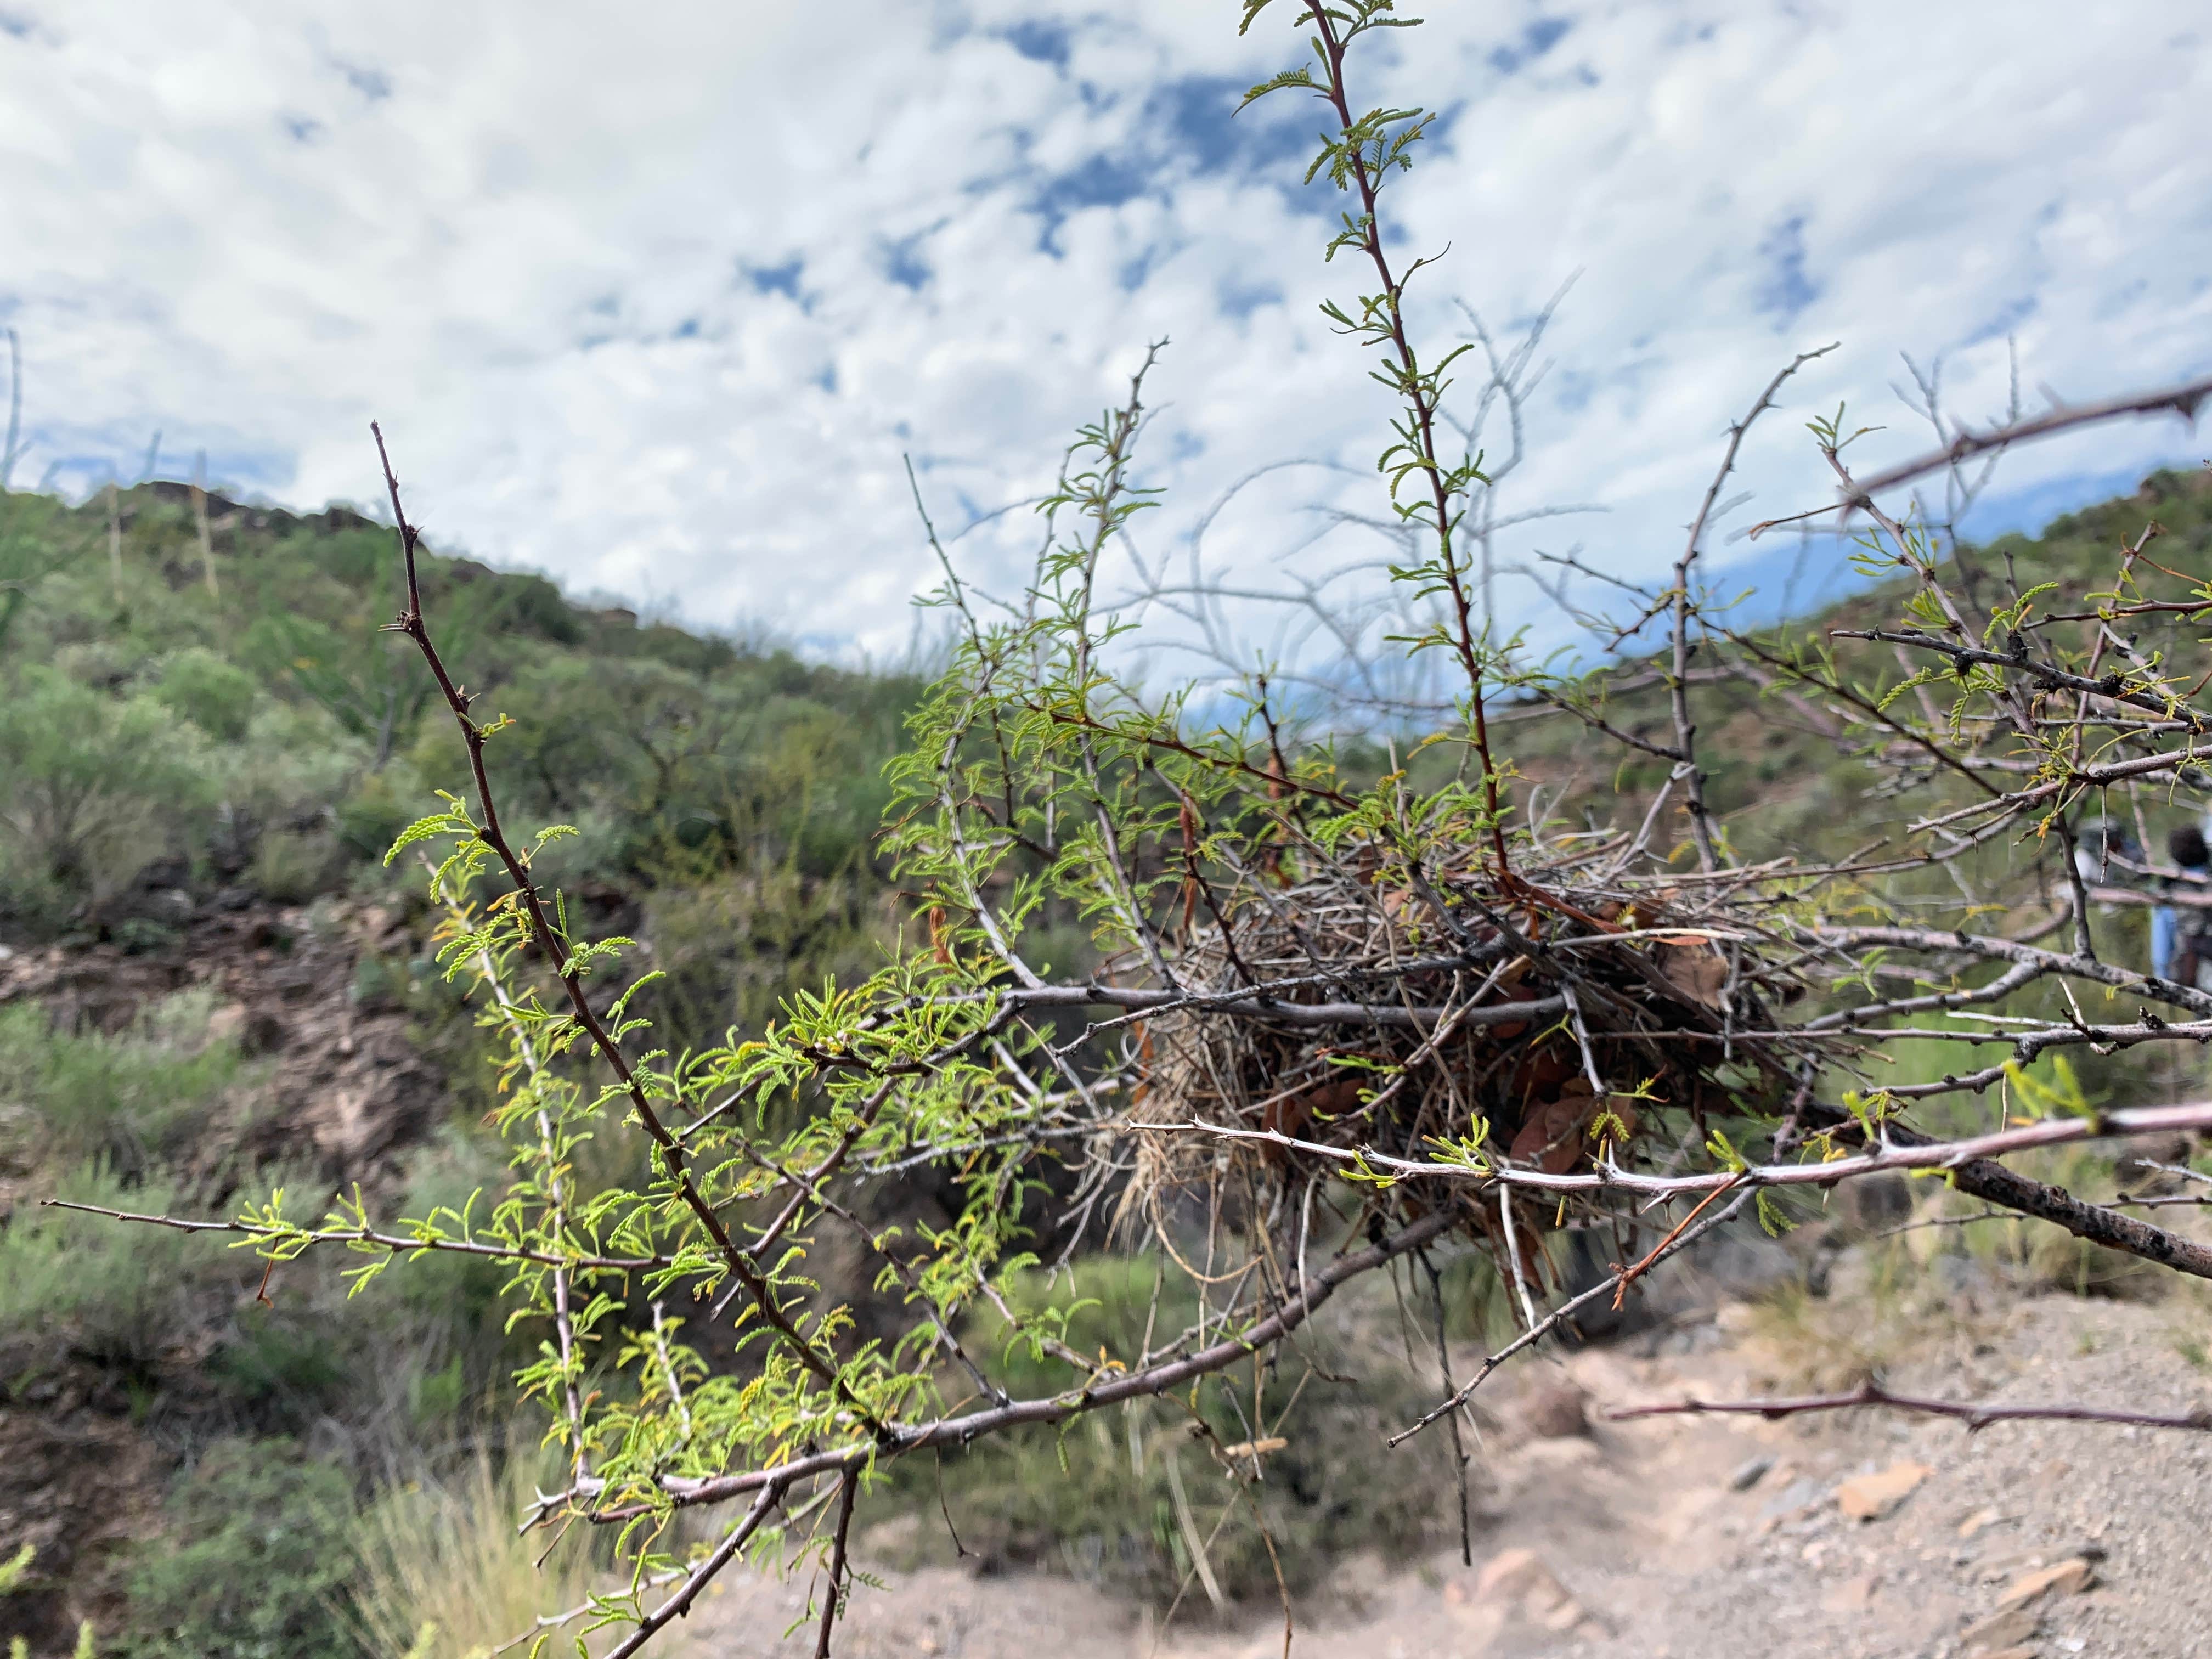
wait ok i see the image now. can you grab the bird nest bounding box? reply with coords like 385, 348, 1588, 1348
1118, 846, 1814, 1254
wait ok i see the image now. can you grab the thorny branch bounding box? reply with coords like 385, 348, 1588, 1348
1606, 1380, 2212, 1435
58, 8, 2212, 1656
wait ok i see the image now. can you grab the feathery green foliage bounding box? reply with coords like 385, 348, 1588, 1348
12, 5, 2212, 1656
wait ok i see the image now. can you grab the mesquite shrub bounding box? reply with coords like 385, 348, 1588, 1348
58, 4, 2212, 1655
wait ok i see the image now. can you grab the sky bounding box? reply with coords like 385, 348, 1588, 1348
3, 1, 2208, 674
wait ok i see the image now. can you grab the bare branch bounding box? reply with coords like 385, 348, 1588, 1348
1607, 1380, 2212, 1434
1839, 374, 2212, 507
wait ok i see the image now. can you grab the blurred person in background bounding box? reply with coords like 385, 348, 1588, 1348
2154, 823, 2211, 987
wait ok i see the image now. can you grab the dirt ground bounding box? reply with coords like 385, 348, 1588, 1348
674, 1260, 2212, 1659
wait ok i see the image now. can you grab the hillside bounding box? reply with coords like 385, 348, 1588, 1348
1500, 464, 2212, 861
0, 481, 923, 1652
0, 481, 916, 1033
3, 464, 2210, 1652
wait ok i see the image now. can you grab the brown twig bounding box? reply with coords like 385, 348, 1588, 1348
584, 1207, 1459, 1519
1613, 1178, 1740, 1309
1669, 346, 1837, 871
1837, 375, 2212, 506
41, 1199, 672, 1272
602, 1481, 789, 1659
1388, 1188, 1759, 1447
814, 1472, 859, 1659
1606, 1380, 2212, 1434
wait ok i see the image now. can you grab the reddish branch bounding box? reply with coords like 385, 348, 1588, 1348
1612, 1179, 1739, 1309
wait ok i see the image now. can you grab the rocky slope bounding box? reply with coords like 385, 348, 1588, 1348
675, 1238, 2212, 1659
0, 894, 447, 1649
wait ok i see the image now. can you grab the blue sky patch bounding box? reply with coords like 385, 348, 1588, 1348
744, 258, 804, 300
1963, 294, 2038, 348
335, 59, 391, 101
1157, 73, 1311, 177
1753, 215, 1820, 324
1490, 17, 1572, 75
1000, 18, 1071, 66
882, 235, 931, 292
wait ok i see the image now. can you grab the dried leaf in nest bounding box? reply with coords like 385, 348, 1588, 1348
1508, 1047, 1580, 1111
1658, 942, 1730, 1009
1481, 956, 1539, 1039
1261, 1074, 1363, 1146
1508, 1084, 1640, 1176
1510, 1090, 1589, 1174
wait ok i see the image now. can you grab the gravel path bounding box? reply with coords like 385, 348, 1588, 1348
679, 1271, 2212, 1659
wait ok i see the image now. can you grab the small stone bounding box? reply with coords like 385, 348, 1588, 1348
1519, 1379, 1590, 1439
1822, 1573, 1878, 1612
1473, 1547, 1588, 1630
1836, 1461, 1932, 1521
1536, 1595, 1584, 1632
1995, 1556, 2097, 1613
1729, 1454, 1776, 1492
1957, 1506, 2005, 1539
1759, 1479, 1822, 1522
1960, 1606, 2038, 1652
1475, 1547, 1554, 1601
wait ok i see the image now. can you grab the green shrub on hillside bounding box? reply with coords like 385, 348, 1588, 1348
0, 667, 211, 900
152, 647, 259, 742
0, 483, 918, 986
0, 991, 249, 1173
0, 1164, 231, 1374
121, 1438, 358, 1659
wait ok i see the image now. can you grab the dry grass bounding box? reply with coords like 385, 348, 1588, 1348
1745, 1146, 2212, 1391
352, 1449, 607, 1659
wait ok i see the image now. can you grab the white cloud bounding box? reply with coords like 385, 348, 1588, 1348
1, 1, 2207, 668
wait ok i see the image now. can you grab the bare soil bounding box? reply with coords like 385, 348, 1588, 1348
679, 1266, 2212, 1659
